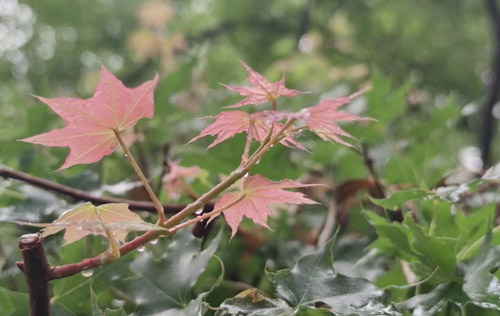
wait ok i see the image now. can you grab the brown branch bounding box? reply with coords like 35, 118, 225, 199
480, 0, 500, 167
0, 167, 212, 213
155, 143, 171, 195
18, 233, 52, 316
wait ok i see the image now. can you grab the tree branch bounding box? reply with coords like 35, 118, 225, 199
18, 233, 52, 316
0, 167, 211, 213
480, 0, 500, 167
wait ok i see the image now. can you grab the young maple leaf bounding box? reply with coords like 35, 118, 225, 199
298, 92, 369, 147
21, 65, 158, 170
163, 159, 201, 195
224, 62, 305, 108
40, 202, 150, 245
211, 174, 323, 237
189, 110, 306, 150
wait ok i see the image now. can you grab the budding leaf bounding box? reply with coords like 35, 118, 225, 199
224, 62, 305, 108
212, 175, 323, 236
21, 65, 158, 170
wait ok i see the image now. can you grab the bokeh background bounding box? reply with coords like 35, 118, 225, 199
1, 0, 499, 315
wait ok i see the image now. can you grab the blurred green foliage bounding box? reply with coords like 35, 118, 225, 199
2, 0, 500, 315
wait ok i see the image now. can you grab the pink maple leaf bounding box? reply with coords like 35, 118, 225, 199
189, 110, 306, 150
224, 62, 305, 108
298, 92, 369, 147
162, 160, 201, 196
21, 65, 158, 170
211, 174, 323, 236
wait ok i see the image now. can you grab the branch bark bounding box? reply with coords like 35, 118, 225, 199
18, 233, 52, 316
0, 168, 212, 213
480, 0, 500, 167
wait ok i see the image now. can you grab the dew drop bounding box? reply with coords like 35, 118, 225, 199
124, 154, 128, 158
150, 239, 158, 245
137, 245, 146, 252
244, 172, 249, 178
256, 159, 261, 164
270, 144, 274, 148
111, 299, 125, 308
194, 208, 203, 215
81, 268, 94, 277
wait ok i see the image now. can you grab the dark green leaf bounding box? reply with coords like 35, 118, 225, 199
91, 286, 127, 316
121, 228, 222, 315
399, 231, 500, 314
267, 236, 393, 315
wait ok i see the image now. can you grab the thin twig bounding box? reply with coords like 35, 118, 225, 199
0, 167, 194, 213
155, 143, 171, 195
114, 130, 166, 224
480, 0, 500, 167
18, 233, 52, 316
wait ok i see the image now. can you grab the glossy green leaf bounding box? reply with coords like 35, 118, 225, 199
403, 214, 458, 282
268, 236, 395, 315
399, 231, 500, 314
91, 286, 127, 316
120, 228, 222, 315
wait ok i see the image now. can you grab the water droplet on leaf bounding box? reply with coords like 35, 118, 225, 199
81, 268, 93, 277
111, 299, 125, 308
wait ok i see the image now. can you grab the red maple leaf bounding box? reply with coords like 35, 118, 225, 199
162, 159, 201, 195
224, 62, 305, 108
21, 65, 158, 170
298, 92, 369, 147
211, 174, 322, 236
189, 110, 306, 150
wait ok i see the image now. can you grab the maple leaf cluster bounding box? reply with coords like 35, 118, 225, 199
21, 62, 369, 240
189, 62, 369, 235
190, 62, 368, 151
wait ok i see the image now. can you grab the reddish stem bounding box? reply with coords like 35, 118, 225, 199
47, 230, 162, 280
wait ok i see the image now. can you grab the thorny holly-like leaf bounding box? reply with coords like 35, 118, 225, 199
224, 62, 305, 108
298, 91, 370, 147
18, 202, 151, 245
21, 65, 158, 170
188, 110, 306, 150
211, 174, 323, 237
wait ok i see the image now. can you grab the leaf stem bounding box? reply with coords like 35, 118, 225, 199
164, 119, 295, 228
168, 194, 245, 234
241, 121, 255, 165
48, 229, 164, 279
94, 206, 120, 263
113, 130, 166, 224
456, 225, 500, 261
